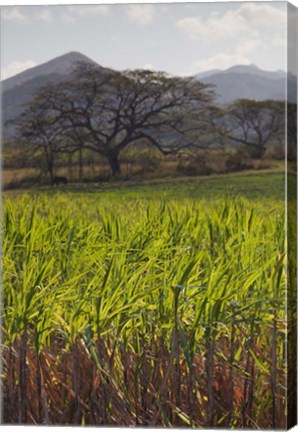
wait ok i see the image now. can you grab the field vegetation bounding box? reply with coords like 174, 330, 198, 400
2, 173, 293, 428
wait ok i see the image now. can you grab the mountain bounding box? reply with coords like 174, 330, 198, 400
2, 54, 296, 141
222, 64, 285, 79
2, 51, 97, 93
195, 68, 222, 79
197, 64, 296, 104
1, 52, 107, 139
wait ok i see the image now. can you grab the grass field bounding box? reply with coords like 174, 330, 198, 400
2, 172, 293, 427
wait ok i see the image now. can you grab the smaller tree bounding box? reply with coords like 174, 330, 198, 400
199, 105, 231, 149
227, 99, 285, 158
13, 88, 66, 182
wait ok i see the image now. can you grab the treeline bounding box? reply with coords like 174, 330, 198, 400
6, 62, 297, 182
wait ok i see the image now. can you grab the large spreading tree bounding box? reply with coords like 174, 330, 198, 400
15, 63, 215, 177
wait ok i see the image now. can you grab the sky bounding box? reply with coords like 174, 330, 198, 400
0, 1, 290, 80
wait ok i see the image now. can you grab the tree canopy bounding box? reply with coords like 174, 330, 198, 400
16, 63, 215, 176
227, 99, 285, 158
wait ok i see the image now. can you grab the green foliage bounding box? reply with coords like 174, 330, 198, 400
2, 182, 288, 427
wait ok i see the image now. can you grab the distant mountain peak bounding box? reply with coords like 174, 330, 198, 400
224, 63, 285, 76
196, 63, 289, 104
50, 51, 95, 63
2, 51, 98, 92
225, 64, 260, 74
2, 51, 115, 140
248, 63, 260, 69
62, 51, 85, 57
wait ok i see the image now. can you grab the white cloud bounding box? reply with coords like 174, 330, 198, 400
192, 53, 251, 75
175, 3, 285, 43
238, 3, 286, 29
60, 13, 75, 23
37, 9, 52, 23
175, 3, 286, 75
235, 39, 261, 56
142, 63, 155, 70
126, 5, 155, 26
2, 5, 110, 24
175, 13, 244, 42
2, 7, 54, 24
2, 7, 27, 22
1, 60, 37, 80
61, 5, 110, 22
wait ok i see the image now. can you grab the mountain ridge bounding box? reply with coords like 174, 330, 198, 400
2, 52, 295, 140
196, 64, 296, 104
195, 64, 285, 80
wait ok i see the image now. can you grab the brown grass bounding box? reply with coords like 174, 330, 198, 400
2, 328, 287, 427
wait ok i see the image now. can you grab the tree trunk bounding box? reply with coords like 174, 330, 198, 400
68, 152, 73, 181
256, 145, 266, 159
107, 154, 121, 177
45, 148, 55, 182
48, 164, 54, 183
78, 148, 83, 180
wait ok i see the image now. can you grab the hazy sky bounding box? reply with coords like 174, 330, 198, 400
1, 2, 288, 80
